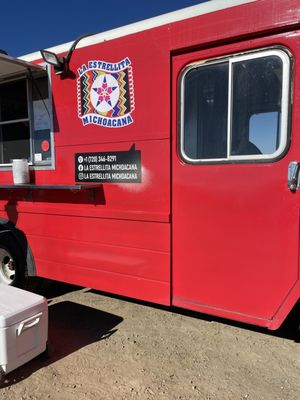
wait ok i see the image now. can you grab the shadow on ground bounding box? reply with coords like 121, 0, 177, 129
172, 301, 300, 343
1, 299, 123, 387
32, 278, 83, 300
33, 279, 300, 344
88, 288, 300, 343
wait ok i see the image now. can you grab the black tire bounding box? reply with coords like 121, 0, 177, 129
0, 232, 27, 288
0, 231, 52, 293
0, 366, 5, 384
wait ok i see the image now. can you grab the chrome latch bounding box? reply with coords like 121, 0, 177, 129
288, 161, 300, 191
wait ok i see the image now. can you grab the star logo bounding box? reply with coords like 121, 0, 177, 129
90, 74, 120, 113
93, 75, 118, 108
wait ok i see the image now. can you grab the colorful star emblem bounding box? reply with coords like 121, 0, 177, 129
93, 75, 118, 108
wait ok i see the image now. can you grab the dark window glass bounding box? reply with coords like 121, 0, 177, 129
0, 80, 28, 121
0, 75, 52, 165
0, 122, 30, 163
231, 56, 283, 156
183, 62, 228, 159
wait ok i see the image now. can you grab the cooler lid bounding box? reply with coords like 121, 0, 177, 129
0, 53, 45, 80
0, 284, 47, 328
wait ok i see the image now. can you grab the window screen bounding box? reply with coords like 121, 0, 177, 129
32, 77, 52, 163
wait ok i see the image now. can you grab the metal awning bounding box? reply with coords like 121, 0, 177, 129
0, 53, 45, 80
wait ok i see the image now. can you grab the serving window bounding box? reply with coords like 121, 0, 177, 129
0, 67, 53, 168
180, 48, 291, 163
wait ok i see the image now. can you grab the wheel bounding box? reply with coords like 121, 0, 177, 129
0, 366, 5, 384
0, 246, 15, 285
0, 233, 26, 287
0, 231, 48, 292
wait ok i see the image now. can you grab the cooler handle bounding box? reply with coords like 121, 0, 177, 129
17, 313, 42, 336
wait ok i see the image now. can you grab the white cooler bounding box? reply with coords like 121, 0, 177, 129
0, 284, 48, 379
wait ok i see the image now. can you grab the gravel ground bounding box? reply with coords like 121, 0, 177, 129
0, 282, 299, 400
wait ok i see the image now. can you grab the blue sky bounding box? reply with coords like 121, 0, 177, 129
1, 0, 208, 57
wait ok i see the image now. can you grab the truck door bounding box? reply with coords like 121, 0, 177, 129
172, 36, 300, 326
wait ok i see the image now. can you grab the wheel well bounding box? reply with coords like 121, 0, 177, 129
0, 218, 36, 277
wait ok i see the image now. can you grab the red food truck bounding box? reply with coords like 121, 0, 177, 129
0, 0, 299, 330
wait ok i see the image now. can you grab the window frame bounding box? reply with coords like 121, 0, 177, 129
0, 64, 55, 170
179, 47, 292, 164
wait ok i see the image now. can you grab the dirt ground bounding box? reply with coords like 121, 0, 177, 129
0, 281, 299, 400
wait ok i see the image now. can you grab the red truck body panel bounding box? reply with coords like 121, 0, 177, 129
1, 0, 300, 329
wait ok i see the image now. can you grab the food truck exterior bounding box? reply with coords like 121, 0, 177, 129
0, 0, 299, 330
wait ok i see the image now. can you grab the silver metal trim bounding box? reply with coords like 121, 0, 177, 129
0, 118, 29, 125
47, 64, 56, 171
287, 161, 300, 191
227, 59, 233, 158
27, 78, 34, 163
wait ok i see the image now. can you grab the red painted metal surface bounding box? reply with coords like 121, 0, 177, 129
0, 0, 299, 327
171, 28, 300, 328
